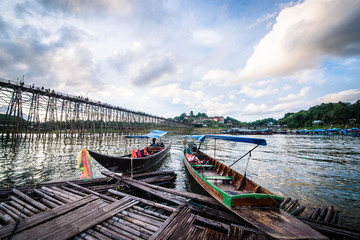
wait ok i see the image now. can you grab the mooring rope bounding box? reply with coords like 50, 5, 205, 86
8, 206, 24, 240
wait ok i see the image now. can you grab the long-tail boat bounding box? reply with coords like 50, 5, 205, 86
183, 135, 327, 239
88, 130, 170, 173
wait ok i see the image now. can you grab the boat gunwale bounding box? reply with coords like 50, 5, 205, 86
91, 143, 171, 161
184, 159, 282, 203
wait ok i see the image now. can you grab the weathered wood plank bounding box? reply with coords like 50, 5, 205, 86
0, 195, 98, 239
66, 181, 118, 202
116, 174, 223, 207
37, 197, 138, 240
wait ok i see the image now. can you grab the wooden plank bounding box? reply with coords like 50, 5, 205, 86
122, 177, 222, 207
108, 189, 175, 213
204, 176, 233, 180
149, 205, 184, 240
66, 181, 118, 202
11, 199, 107, 239
37, 197, 138, 240
232, 208, 328, 239
0, 195, 98, 239
191, 164, 215, 167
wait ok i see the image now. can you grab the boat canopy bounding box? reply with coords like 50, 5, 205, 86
188, 135, 267, 146
125, 130, 168, 139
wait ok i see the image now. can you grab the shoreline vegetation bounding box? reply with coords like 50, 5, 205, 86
173, 101, 360, 131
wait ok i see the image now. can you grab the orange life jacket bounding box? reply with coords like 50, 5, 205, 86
131, 149, 137, 158
143, 147, 149, 156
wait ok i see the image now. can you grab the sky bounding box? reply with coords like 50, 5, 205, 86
0, 0, 359, 122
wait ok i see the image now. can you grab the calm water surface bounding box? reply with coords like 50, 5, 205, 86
0, 134, 359, 228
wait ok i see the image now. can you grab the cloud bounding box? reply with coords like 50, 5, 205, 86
278, 87, 311, 102
34, 0, 133, 17
317, 89, 360, 103
149, 83, 204, 106
192, 29, 222, 46
237, 84, 279, 98
131, 57, 177, 86
243, 103, 268, 115
0, 24, 101, 92
201, 69, 236, 87
248, 11, 277, 29
234, 0, 360, 83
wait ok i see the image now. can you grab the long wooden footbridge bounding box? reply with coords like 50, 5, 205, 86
0, 78, 192, 138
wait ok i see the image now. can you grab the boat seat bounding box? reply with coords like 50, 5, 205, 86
192, 164, 215, 167
204, 176, 233, 180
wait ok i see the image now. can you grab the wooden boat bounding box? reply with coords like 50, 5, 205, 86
183, 135, 327, 240
88, 130, 171, 173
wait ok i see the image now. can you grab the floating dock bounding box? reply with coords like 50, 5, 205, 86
0, 171, 359, 239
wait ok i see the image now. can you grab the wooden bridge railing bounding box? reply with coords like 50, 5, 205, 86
0, 78, 193, 138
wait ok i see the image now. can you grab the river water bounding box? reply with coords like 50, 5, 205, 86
0, 134, 359, 228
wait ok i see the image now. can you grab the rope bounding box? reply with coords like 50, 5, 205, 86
8, 206, 24, 240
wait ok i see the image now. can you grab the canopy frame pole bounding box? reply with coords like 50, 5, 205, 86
229, 144, 259, 168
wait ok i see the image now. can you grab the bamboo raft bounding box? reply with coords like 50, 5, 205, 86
0, 171, 359, 240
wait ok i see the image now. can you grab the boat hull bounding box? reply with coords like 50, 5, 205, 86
183, 148, 327, 239
89, 143, 171, 173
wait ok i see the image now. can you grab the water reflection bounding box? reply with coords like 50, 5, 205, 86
0, 134, 359, 228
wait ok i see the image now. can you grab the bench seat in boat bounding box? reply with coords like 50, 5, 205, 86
204, 176, 233, 180
191, 164, 215, 167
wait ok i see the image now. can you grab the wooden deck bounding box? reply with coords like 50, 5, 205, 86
0, 170, 359, 239
0, 172, 271, 240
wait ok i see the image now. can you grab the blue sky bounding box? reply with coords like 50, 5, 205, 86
0, 0, 359, 122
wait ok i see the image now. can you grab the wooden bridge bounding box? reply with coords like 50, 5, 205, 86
0, 78, 192, 138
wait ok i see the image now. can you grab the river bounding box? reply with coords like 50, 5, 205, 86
0, 133, 359, 228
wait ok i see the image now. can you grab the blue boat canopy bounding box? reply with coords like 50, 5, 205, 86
187, 135, 267, 146
125, 130, 168, 139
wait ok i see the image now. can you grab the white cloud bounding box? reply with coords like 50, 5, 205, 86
317, 89, 360, 103
243, 103, 267, 114
201, 69, 236, 87
278, 87, 311, 102
192, 29, 222, 46
233, 0, 360, 83
248, 11, 277, 29
238, 85, 279, 98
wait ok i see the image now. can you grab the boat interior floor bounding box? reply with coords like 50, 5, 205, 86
194, 168, 253, 194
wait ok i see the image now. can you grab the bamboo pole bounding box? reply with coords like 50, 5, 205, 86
8, 200, 34, 216
108, 189, 174, 213
0, 213, 15, 225
85, 229, 113, 240
39, 198, 59, 208
9, 196, 41, 214
105, 218, 151, 239
132, 205, 168, 220
93, 224, 132, 240
66, 181, 117, 202
115, 212, 159, 232
33, 189, 65, 206
11, 188, 48, 212
0, 203, 25, 220
118, 209, 163, 227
